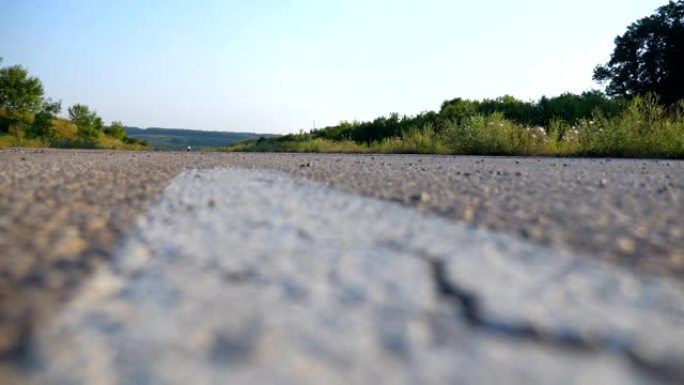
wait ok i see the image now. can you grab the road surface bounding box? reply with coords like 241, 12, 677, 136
1, 149, 683, 384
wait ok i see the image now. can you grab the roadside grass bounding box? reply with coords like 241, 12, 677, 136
51, 118, 79, 139
0, 136, 49, 148
575, 97, 684, 158
0, 134, 149, 150
228, 138, 373, 153
223, 96, 684, 158
0, 110, 149, 151
440, 113, 542, 155
1, 128, 149, 150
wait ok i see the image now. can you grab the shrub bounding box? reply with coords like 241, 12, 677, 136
50, 137, 99, 149
441, 113, 539, 155
578, 95, 684, 157
68, 104, 104, 138
105, 121, 127, 140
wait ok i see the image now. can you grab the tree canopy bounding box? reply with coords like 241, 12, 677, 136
27, 99, 61, 139
0, 59, 45, 118
0, 58, 143, 148
68, 104, 104, 138
593, 1, 684, 104
106, 121, 126, 140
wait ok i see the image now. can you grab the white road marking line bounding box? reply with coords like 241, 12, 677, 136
31, 168, 684, 385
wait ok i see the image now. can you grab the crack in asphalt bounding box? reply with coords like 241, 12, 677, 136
12, 167, 682, 385
171, 237, 677, 383
425, 255, 683, 383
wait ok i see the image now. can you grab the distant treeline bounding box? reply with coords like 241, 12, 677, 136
226, 2, 684, 158
308, 92, 626, 144
125, 127, 271, 150
228, 94, 684, 158
0, 58, 147, 150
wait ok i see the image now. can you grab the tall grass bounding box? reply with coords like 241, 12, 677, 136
0, 132, 148, 150
224, 96, 684, 158
441, 113, 541, 155
575, 96, 684, 157
0, 110, 148, 150
0, 136, 49, 148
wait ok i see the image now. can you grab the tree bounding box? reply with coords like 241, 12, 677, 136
68, 104, 104, 138
0, 59, 45, 137
594, 1, 684, 104
27, 99, 61, 139
0, 61, 44, 119
106, 121, 127, 140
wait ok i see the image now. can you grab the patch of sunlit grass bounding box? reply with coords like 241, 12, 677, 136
222, 96, 684, 158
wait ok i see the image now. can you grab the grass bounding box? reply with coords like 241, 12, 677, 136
0, 136, 49, 148
0, 114, 149, 151
0, 132, 149, 150
51, 117, 79, 139
223, 96, 684, 158
574, 97, 684, 157
0, 131, 148, 150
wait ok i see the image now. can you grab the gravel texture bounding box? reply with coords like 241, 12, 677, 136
0, 149, 243, 361
1, 148, 683, 378
21, 168, 684, 385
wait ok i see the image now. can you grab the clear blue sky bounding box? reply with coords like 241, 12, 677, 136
0, 0, 667, 133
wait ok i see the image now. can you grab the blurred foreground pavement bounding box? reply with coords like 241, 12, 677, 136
1, 150, 683, 384
8, 167, 684, 384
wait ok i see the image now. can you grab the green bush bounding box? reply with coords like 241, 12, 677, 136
440, 113, 539, 155
105, 121, 127, 140
577, 95, 684, 157
50, 137, 99, 149
68, 104, 104, 138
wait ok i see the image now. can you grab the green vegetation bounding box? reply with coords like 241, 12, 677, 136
106, 121, 127, 141
225, 95, 684, 158
125, 127, 272, 150
226, 2, 684, 158
4, 2, 682, 156
594, 0, 684, 105
68, 104, 104, 139
0, 58, 148, 150
0, 60, 43, 119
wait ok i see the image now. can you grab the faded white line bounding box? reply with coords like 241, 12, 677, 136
30, 167, 684, 385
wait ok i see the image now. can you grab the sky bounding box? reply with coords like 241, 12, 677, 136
0, 0, 668, 134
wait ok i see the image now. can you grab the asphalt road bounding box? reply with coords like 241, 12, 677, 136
1, 149, 683, 383
28, 168, 684, 384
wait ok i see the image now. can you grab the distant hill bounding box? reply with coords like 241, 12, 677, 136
125, 127, 275, 150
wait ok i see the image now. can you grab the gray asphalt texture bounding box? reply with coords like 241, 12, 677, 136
28, 168, 684, 384
1, 149, 683, 370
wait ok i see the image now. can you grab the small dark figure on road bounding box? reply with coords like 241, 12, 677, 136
187, 145, 192, 152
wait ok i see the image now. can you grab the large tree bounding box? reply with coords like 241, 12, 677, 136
0, 59, 44, 119
593, 1, 684, 104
